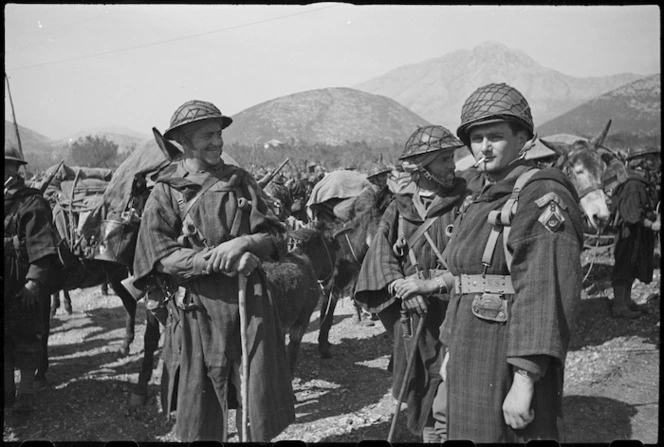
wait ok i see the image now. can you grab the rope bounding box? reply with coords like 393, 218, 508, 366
582, 228, 603, 283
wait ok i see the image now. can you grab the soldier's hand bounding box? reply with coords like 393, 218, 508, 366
235, 252, 261, 277
502, 371, 535, 430
203, 238, 249, 274
393, 276, 438, 300
19, 280, 41, 310
402, 294, 428, 316
651, 217, 661, 232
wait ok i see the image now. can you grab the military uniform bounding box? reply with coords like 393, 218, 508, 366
355, 125, 476, 440
4, 175, 58, 408
610, 168, 659, 317
132, 100, 294, 442
439, 83, 586, 442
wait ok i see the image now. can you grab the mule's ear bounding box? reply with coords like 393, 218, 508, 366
590, 119, 612, 150
539, 138, 570, 169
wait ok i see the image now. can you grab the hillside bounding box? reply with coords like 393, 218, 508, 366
353, 41, 645, 131
4, 120, 53, 154
538, 74, 661, 142
222, 87, 431, 147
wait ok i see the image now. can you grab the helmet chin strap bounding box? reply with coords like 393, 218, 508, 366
506, 133, 539, 167
419, 165, 455, 189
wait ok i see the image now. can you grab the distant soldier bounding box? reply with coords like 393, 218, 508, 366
610, 146, 661, 318
4, 145, 59, 415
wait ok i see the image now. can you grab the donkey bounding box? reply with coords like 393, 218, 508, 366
315, 186, 390, 359
538, 120, 617, 231
129, 224, 338, 405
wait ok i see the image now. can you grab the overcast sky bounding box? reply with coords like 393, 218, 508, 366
4, 3, 660, 140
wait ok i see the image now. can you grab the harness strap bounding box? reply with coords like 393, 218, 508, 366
482, 168, 539, 273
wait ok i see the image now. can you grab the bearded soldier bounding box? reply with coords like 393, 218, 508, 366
131, 100, 294, 442
439, 83, 585, 442
354, 125, 480, 442
4, 145, 59, 415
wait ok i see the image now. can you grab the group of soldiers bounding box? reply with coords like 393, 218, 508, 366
4, 81, 660, 443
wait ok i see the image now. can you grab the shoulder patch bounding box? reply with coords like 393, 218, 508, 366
537, 198, 566, 233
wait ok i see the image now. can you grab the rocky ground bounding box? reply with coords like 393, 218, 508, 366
3, 245, 660, 444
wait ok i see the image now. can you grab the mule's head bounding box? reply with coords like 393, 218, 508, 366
289, 224, 337, 282
539, 120, 615, 231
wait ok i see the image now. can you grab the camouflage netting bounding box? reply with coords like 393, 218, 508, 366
457, 83, 534, 144
400, 125, 464, 160
164, 100, 233, 140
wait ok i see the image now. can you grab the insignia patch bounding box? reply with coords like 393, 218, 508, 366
534, 192, 567, 210
538, 201, 565, 232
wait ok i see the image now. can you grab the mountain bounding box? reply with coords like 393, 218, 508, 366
353, 41, 647, 132
538, 74, 661, 140
222, 87, 431, 147
5, 120, 53, 154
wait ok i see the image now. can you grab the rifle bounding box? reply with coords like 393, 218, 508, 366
40, 160, 65, 194
258, 157, 290, 188
5, 73, 24, 161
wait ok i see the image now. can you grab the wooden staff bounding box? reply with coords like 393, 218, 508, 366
238, 272, 250, 441
387, 309, 428, 442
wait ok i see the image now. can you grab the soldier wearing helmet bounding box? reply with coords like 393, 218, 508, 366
609, 146, 660, 319
4, 145, 59, 416
132, 100, 294, 441
438, 83, 585, 442
355, 125, 481, 442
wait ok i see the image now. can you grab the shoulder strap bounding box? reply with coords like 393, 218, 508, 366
482, 168, 540, 273
178, 175, 224, 220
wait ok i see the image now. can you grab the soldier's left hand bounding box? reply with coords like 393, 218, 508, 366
235, 252, 261, 277
18, 280, 41, 310
203, 238, 248, 273
502, 372, 535, 430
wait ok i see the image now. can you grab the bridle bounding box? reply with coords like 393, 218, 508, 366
333, 226, 361, 264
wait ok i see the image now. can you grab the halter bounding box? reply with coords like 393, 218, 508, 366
333, 226, 361, 264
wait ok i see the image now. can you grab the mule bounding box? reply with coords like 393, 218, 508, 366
538, 120, 617, 231
129, 224, 338, 405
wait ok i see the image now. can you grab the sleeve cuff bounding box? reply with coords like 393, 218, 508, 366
507, 355, 551, 380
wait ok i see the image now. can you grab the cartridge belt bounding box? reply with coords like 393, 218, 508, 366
454, 274, 515, 295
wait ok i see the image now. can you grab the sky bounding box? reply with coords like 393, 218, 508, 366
4, 3, 661, 140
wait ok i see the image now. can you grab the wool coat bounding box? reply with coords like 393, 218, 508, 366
132, 161, 294, 442
354, 176, 474, 435
611, 171, 658, 284
440, 164, 584, 442
4, 178, 58, 339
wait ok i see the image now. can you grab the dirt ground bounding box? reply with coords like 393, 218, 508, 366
3, 245, 660, 444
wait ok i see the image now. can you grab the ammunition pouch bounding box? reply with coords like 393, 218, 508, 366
471, 293, 509, 323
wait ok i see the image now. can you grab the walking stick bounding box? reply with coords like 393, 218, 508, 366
387, 309, 428, 442
238, 272, 250, 442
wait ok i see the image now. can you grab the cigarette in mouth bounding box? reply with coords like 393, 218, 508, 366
473, 156, 487, 168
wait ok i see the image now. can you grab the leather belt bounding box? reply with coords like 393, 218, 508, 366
454, 274, 515, 295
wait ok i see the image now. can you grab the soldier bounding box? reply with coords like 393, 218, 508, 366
439, 83, 585, 442
354, 125, 479, 442
4, 146, 59, 415
609, 146, 661, 318
131, 100, 295, 442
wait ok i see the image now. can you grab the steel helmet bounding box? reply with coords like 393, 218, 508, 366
457, 83, 534, 146
400, 125, 464, 161
367, 164, 393, 179
163, 100, 233, 140
5, 145, 27, 165
626, 146, 659, 160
